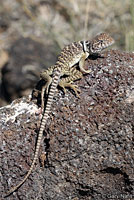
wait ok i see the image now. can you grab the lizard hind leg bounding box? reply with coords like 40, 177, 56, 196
40, 72, 52, 110
59, 80, 81, 98
59, 69, 83, 98
58, 54, 91, 97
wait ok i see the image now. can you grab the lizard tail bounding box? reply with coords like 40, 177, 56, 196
4, 69, 61, 197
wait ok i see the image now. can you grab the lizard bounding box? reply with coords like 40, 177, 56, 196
4, 33, 114, 197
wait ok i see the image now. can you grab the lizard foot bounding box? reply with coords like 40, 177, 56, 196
59, 81, 81, 98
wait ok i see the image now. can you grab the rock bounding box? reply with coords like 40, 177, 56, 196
1, 50, 134, 199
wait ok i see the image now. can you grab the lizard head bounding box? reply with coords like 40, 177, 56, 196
86, 33, 115, 54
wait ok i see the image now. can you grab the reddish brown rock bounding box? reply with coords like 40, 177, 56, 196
1, 50, 134, 199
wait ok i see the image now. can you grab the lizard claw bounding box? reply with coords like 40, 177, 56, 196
70, 84, 81, 98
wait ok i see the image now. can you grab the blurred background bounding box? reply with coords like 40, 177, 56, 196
0, 0, 134, 107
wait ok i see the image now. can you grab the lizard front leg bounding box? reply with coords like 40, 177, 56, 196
79, 52, 91, 73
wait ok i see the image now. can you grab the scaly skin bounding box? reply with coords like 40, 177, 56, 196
5, 33, 114, 197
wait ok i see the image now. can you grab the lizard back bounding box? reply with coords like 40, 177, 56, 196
56, 41, 87, 70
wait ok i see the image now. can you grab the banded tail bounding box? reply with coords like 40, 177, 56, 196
5, 69, 61, 197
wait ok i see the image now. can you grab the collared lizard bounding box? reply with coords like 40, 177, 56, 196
5, 33, 114, 197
